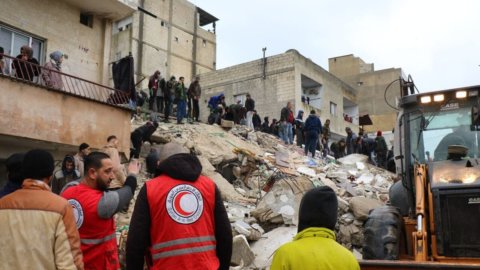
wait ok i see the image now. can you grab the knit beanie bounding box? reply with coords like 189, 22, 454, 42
298, 186, 338, 232
22, 149, 55, 180
157, 142, 189, 165
377, 130, 382, 137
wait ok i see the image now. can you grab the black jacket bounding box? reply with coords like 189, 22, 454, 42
126, 153, 232, 270
245, 98, 255, 112
133, 123, 158, 142
280, 107, 291, 122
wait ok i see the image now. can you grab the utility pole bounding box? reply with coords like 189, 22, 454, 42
262, 47, 267, 79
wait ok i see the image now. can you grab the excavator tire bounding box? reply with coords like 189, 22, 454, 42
363, 205, 402, 260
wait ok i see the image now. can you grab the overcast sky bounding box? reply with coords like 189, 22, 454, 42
191, 0, 480, 92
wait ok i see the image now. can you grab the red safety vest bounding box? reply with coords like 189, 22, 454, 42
146, 174, 219, 270
62, 183, 119, 270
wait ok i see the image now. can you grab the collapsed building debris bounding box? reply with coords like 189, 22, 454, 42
119, 121, 397, 269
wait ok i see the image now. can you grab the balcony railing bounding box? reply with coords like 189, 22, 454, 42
0, 53, 131, 109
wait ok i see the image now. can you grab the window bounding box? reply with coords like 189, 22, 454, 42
80, 13, 93, 28
330, 102, 337, 116
0, 24, 44, 74
234, 94, 247, 106
174, 37, 179, 42
202, 39, 207, 47
113, 16, 133, 34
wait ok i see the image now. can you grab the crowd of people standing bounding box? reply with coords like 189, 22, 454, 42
146, 70, 203, 125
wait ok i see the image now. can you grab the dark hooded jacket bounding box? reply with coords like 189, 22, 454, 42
126, 153, 232, 270
0, 153, 25, 199
133, 122, 158, 143
50, 155, 79, 195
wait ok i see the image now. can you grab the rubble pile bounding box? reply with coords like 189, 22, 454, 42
120, 120, 397, 269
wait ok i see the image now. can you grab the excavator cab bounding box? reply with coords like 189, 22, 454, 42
360, 85, 480, 269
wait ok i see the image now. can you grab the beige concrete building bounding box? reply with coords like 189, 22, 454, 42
0, 0, 135, 184
110, 0, 218, 90
329, 54, 405, 133
0, 0, 137, 85
199, 50, 359, 141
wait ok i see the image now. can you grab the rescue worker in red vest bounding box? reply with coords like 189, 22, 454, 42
62, 152, 139, 270
126, 142, 232, 270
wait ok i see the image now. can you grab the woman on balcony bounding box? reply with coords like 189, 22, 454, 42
12, 45, 40, 81
42, 51, 64, 90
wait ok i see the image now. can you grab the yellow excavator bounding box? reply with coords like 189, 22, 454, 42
360, 82, 480, 269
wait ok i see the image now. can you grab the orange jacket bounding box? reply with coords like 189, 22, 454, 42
0, 179, 84, 270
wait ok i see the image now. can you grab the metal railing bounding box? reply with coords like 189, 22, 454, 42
0, 53, 132, 108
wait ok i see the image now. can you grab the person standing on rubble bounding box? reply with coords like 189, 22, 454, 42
126, 142, 232, 270
271, 186, 360, 270
62, 152, 139, 270
130, 121, 159, 159
175, 76, 188, 124
295, 110, 305, 147
280, 101, 295, 144
74, 142, 91, 178
164, 76, 176, 123
188, 76, 202, 122
245, 94, 255, 129
321, 119, 331, 157
345, 127, 357, 154
375, 130, 388, 169
148, 70, 160, 111
304, 110, 322, 157
0, 149, 84, 270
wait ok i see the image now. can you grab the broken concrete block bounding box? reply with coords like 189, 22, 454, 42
356, 162, 366, 170
353, 248, 363, 260
340, 213, 355, 225
297, 166, 317, 178
221, 119, 234, 128
357, 172, 374, 184
349, 197, 384, 221
233, 220, 252, 236
318, 177, 339, 193
231, 235, 255, 267
250, 226, 297, 269
337, 154, 369, 166
337, 196, 350, 213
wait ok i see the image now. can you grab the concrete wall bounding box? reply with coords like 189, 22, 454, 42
111, 0, 217, 91
328, 54, 402, 133
1, 0, 115, 84
0, 77, 132, 160
199, 52, 297, 123
294, 52, 359, 136
200, 50, 360, 138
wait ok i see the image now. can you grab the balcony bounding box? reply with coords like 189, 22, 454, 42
62, 0, 137, 20
0, 54, 132, 160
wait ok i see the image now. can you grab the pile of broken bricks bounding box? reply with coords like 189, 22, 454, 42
118, 120, 397, 269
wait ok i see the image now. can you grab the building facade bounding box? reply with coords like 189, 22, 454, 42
0, 0, 136, 184
328, 54, 405, 133
110, 0, 217, 90
199, 50, 359, 141
0, 0, 137, 85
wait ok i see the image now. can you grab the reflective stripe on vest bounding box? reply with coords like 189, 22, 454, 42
81, 232, 116, 245
151, 235, 216, 261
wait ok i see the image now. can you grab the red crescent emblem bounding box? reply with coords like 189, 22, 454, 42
174, 191, 194, 217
